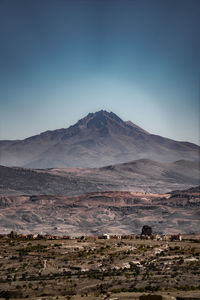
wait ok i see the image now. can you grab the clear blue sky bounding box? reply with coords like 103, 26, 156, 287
0, 0, 199, 144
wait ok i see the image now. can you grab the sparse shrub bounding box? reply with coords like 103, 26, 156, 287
16, 285, 21, 289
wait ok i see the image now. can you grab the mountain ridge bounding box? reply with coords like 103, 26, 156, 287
0, 158, 199, 196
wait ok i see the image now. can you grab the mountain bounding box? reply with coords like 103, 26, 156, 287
0, 110, 199, 168
0, 159, 199, 195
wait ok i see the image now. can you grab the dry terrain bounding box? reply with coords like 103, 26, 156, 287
0, 159, 199, 196
0, 110, 199, 299
0, 187, 199, 235
0, 235, 200, 299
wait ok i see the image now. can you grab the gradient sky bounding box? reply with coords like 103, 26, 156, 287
0, 0, 199, 144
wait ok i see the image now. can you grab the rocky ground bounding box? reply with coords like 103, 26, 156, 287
0, 187, 199, 236
0, 235, 200, 299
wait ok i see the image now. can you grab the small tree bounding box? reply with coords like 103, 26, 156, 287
141, 225, 152, 236
9, 231, 18, 239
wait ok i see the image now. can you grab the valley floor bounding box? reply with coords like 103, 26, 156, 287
0, 235, 200, 300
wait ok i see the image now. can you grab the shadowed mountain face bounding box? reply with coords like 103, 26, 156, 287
0, 159, 199, 196
0, 110, 199, 168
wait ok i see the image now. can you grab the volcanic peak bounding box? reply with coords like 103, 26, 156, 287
70, 110, 145, 137
72, 110, 121, 127
0, 110, 199, 168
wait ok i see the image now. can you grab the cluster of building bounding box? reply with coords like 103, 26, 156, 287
99, 233, 182, 241
0, 231, 182, 241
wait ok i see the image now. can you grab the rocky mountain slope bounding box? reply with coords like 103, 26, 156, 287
0, 110, 199, 168
0, 159, 199, 195
0, 188, 199, 235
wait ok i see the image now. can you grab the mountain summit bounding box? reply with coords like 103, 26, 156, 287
69, 110, 148, 137
0, 110, 199, 168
